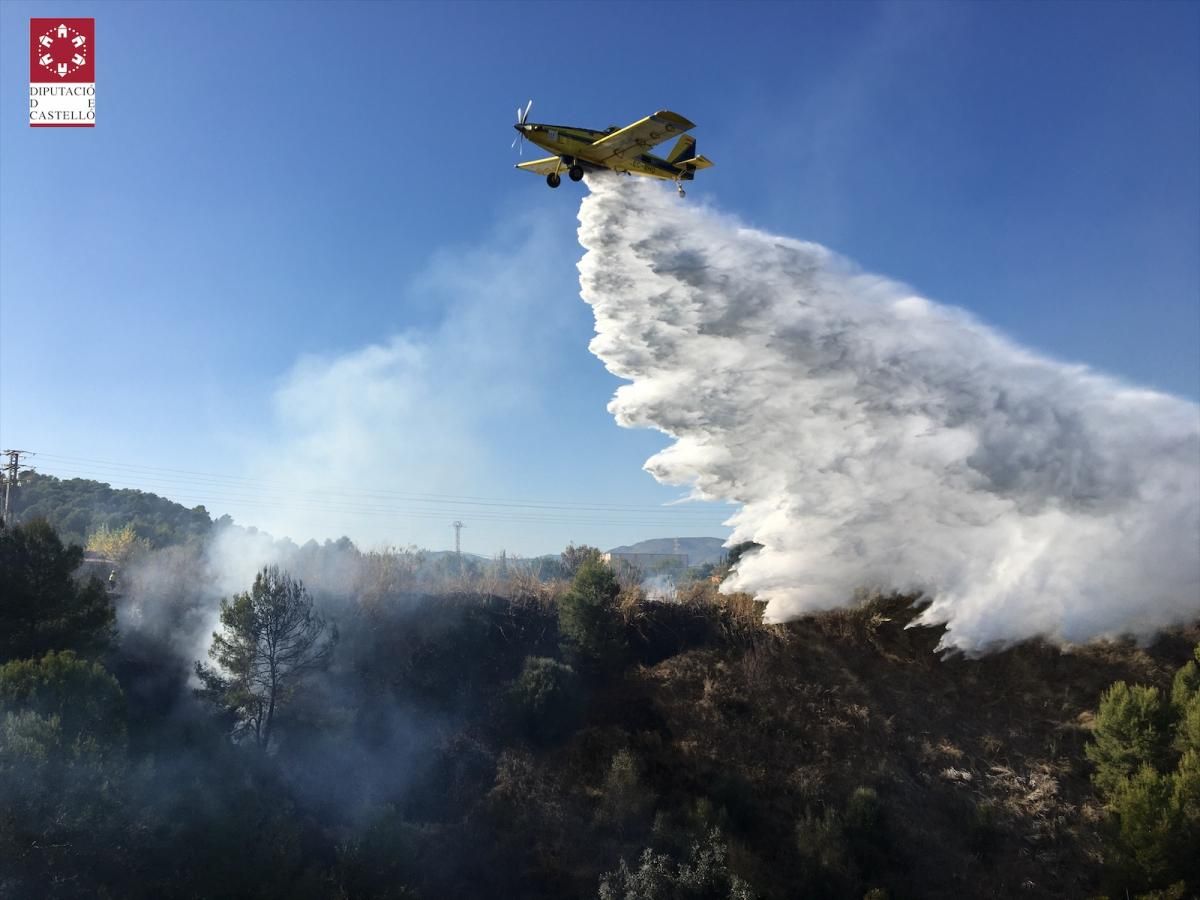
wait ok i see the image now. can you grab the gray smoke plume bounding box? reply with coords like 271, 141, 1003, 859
577, 176, 1200, 653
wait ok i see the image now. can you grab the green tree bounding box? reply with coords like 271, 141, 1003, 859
0, 650, 125, 750
1171, 646, 1200, 712
1088, 647, 1200, 894
1085, 682, 1172, 796
559, 558, 627, 672
0, 519, 115, 662
1108, 765, 1181, 885
561, 543, 603, 578
1176, 695, 1200, 756
195, 566, 335, 749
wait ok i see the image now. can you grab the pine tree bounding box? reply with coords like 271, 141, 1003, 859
195, 566, 335, 749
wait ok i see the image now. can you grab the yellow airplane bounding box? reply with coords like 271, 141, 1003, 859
511, 101, 713, 196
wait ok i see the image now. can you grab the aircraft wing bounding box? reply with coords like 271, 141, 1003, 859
588, 110, 695, 163
515, 156, 563, 176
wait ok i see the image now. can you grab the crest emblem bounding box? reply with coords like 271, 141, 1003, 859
34, 22, 89, 79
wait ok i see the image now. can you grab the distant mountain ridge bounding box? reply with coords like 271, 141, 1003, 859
606, 536, 727, 567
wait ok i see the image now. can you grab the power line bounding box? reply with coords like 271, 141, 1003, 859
28, 462, 734, 531
32, 451, 730, 515
32, 464, 725, 524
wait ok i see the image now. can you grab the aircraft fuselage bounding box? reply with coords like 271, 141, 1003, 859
514, 122, 694, 181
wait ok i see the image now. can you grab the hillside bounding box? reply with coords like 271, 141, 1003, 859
611, 597, 1197, 897
466, 591, 1197, 899
3, 480, 1197, 898
9, 472, 213, 548
3, 509, 1196, 899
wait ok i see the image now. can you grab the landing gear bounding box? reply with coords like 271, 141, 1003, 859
546, 172, 561, 188
675, 182, 686, 197
568, 165, 584, 182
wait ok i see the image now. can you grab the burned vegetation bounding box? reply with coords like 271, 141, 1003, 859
1, 501, 1197, 899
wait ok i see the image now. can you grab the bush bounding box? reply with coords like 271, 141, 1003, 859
598, 828, 755, 900
508, 656, 583, 743
597, 748, 655, 836
795, 805, 846, 880
964, 799, 1002, 857
843, 787, 883, 835
843, 786, 889, 875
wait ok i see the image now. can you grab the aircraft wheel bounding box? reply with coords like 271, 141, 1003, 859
568, 165, 584, 182
546, 173, 561, 188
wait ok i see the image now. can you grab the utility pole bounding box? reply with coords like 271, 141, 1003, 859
2, 449, 34, 523
452, 520, 464, 556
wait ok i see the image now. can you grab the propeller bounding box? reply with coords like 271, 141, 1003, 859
511, 99, 533, 155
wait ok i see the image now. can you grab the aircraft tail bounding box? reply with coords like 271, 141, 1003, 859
666, 135, 696, 164
666, 135, 714, 171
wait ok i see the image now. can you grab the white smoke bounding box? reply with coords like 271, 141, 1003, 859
577, 176, 1200, 653
235, 209, 580, 553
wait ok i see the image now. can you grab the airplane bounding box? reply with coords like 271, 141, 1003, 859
511, 101, 713, 196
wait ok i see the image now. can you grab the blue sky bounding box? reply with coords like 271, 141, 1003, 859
1, 0, 1197, 555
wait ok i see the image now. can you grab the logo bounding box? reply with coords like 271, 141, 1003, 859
29, 18, 95, 128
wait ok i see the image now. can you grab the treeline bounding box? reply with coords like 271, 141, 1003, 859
7, 474, 734, 588
1, 516, 1197, 899
11, 472, 215, 548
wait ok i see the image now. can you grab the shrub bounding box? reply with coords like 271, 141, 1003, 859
598, 828, 755, 900
597, 748, 655, 836
508, 656, 582, 743
795, 805, 846, 879
843, 787, 883, 835
843, 786, 889, 875
964, 799, 1002, 857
